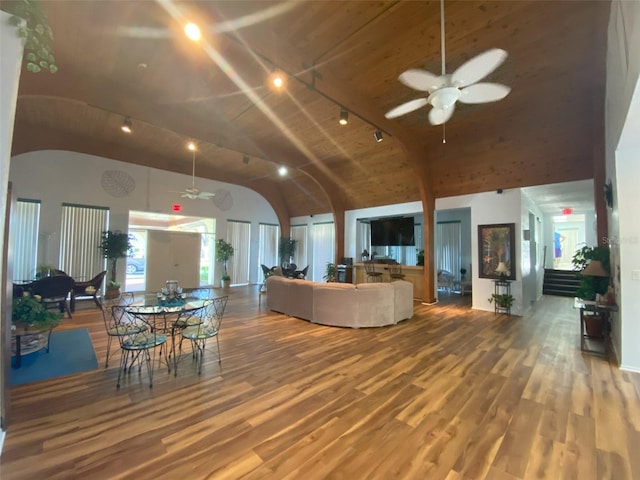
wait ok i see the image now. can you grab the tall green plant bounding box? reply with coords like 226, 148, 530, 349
99, 231, 132, 285
278, 237, 297, 266
571, 244, 610, 300
215, 239, 234, 277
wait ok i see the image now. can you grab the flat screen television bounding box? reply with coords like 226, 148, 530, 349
370, 217, 415, 246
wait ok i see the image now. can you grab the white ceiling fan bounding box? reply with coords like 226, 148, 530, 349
385, 0, 511, 125
171, 146, 216, 200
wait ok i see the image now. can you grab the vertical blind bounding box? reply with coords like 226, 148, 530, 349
311, 222, 334, 282
258, 223, 279, 277
290, 224, 307, 269
227, 220, 250, 285
59, 204, 109, 279
10, 199, 40, 280
436, 221, 462, 279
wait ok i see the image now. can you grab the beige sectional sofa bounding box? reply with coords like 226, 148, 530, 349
265, 276, 413, 328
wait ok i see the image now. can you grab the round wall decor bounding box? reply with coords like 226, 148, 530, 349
101, 170, 136, 197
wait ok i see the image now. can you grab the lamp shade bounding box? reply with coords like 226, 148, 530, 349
495, 262, 509, 275
582, 260, 609, 277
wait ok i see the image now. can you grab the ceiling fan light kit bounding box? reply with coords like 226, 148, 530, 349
385, 0, 511, 126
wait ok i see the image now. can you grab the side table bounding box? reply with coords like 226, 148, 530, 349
574, 298, 617, 357
11, 324, 55, 368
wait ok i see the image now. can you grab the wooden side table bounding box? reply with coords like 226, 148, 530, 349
574, 298, 617, 357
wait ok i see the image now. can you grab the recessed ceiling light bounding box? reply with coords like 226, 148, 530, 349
339, 107, 348, 125
184, 22, 201, 41
269, 70, 286, 90
121, 117, 132, 134
278, 165, 288, 176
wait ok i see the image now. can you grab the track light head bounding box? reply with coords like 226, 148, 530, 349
374, 130, 383, 142
339, 107, 348, 125
121, 117, 132, 134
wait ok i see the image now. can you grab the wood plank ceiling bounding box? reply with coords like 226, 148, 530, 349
7, 0, 609, 220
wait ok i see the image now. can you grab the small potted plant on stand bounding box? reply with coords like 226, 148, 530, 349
99, 230, 132, 299
323, 262, 336, 282
216, 238, 234, 288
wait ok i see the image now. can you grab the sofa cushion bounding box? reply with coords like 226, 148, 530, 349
313, 283, 357, 327
391, 280, 414, 322
287, 278, 314, 320
356, 283, 395, 327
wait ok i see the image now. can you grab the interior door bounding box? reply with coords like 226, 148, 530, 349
145, 231, 200, 292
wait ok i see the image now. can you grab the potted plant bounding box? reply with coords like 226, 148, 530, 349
6, 0, 58, 74
216, 238, 234, 288
323, 262, 336, 282
488, 293, 514, 310
278, 237, 297, 268
416, 250, 424, 266
571, 244, 610, 301
12, 292, 62, 331
460, 267, 467, 281
99, 230, 132, 299
572, 244, 610, 337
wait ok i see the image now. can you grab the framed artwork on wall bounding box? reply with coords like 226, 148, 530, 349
478, 223, 516, 280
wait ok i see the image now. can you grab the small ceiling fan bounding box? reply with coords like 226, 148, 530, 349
385, 0, 511, 125
171, 145, 215, 200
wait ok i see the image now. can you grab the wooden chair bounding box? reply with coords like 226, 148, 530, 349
364, 261, 383, 282
388, 262, 406, 281
71, 270, 107, 312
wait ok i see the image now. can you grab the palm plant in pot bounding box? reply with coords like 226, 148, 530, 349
572, 244, 611, 337
99, 230, 132, 299
216, 238, 234, 288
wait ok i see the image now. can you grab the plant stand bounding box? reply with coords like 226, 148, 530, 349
493, 280, 511, 316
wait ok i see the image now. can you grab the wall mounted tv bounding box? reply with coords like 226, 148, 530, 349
370, 217, 415, 246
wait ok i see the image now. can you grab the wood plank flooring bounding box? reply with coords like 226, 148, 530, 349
1, 286, 638, 479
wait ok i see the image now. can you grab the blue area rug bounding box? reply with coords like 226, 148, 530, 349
11, 328, 98, 386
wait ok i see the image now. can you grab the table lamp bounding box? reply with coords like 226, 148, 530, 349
495, 262, 509, 279
582, 260, 608, 277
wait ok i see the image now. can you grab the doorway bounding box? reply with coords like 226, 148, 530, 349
127, 211, 215, 292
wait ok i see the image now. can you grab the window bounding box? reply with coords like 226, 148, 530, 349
10, 199, 40, 280
436, 221, 461, 279
59, 204, 109, 279
290, 224, 307, 269
259, 223, 279, 276
311, 222, 334, 282
227, 220, 251, 285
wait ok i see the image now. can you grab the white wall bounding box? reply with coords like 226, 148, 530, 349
0, 8, 25, 455
9, 151, 279, 286
606, 0, 640, 371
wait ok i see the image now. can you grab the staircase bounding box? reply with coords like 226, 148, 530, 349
543, 269, 581, 297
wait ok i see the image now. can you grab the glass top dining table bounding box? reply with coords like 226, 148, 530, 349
123, 296, 210, 375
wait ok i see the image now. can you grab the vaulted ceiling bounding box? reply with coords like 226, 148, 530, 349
7, 0, 610, 221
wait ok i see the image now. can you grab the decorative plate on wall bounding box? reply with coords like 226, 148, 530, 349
212, 189, 233, 211
101, 170, 136, 197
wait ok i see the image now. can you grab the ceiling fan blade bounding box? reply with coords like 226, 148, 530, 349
459, 83, 511, 104
197, 192, 216, 199
399, 69, 442, 92
385, 98, 428, 119
428, 105, 455, 125
451, 48, 508, 88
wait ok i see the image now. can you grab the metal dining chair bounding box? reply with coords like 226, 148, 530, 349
111, 304, 168, 388
180, 296, 228, 375
364, 261, 383, 282
99, 296, 147, 368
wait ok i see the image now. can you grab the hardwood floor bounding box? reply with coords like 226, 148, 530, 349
1, 287, 639, 479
